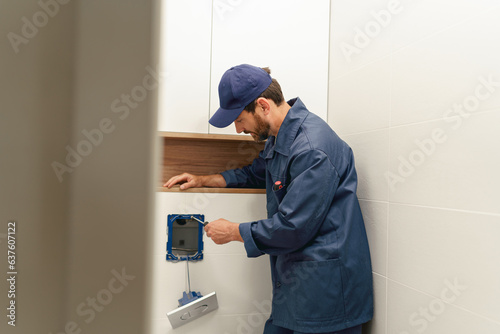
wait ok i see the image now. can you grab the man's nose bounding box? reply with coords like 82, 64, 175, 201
235, 122, 244, 134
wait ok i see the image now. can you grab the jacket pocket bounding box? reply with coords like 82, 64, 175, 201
272, 185, 287, 203
287, 259, 346, 321
271, 173, 287, 203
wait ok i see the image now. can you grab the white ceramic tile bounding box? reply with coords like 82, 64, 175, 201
152, 193, 272, 321
151, 313, 268, 334
391, 6, 500, 126
210, 0, 330, 134
152, 254, 271, 318
188, 254, 272, 315
343, 129, 390, 201
329, 57, 391, 135
388, 110, 500, 214
388, 204, 500, 323
150, 255, 187, 319
392, 0, 499, 52
192, 193, 267, 227
184, 193, 267, 255
216, 314, 270, 334
363, 273, 387, 334
155, 193, 267, 256
330, 0, 393, 78
387, 280, 500, 334
157, 0, 212, 133
360, 200, 388, 276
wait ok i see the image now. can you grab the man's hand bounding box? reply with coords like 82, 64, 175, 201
163, 173, 227, 190
204, 218, 243, 245
163, 173, 203, 189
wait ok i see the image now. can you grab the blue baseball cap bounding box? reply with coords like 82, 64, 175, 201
209, 64, 272, 128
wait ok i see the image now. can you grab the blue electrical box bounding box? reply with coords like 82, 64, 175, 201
166, 214, 204, 261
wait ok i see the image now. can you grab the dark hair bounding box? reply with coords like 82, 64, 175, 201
244, 67, 284, 113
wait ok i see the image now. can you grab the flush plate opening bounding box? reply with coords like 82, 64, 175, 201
166, 214, 204, 261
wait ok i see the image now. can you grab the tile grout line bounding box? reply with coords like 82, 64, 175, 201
385, 33, 394, 333
207, 0, 214, 134
388, 201, 500, 217
339, 107, 500, 138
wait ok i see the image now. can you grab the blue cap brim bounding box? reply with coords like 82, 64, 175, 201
209, 107, 244, 128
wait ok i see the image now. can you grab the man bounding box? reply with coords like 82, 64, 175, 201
164, 64, 373, 334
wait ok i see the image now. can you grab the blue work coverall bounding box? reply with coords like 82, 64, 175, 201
221, 97, 373, 333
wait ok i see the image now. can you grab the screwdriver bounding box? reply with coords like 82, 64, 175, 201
190, 216, 209, 226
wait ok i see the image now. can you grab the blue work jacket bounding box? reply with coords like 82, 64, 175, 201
221, 98, 373, 333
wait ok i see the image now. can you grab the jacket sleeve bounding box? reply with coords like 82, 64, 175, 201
220, 150, 266, 189
239, 149, 340, 257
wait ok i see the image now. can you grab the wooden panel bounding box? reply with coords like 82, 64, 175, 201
157, 186, 266, 194
161, 136, 265, 186
159, 131, 256, 141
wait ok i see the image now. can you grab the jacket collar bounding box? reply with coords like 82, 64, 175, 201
263, 97, 308, 159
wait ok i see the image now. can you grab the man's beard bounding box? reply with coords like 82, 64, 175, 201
249, 112, 271, 143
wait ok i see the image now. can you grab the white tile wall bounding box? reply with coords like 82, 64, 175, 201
363, 273, 387, 334
359, 200, 388, 276
330, 0, 393, 77
388, 204, 500, 323
329, 2, 500, 334
391, 0, 499, 52
389, 110, 500, 214
387, 280, 500, 334
157, 0, 212, 133
152, 192, 270, 333
210, 0, 330, 135
151, 314, 269, 334
343, 130, 390, 202
329, 57, 391, 135
391, 5, 500, 127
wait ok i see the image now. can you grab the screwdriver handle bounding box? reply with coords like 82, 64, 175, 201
191, 216, 209, 226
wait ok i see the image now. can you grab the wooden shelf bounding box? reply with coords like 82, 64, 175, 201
159, 132, 265, 194
159, 131, 257, 141
157, 185, 265, 194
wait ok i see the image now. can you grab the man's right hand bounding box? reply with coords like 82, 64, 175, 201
163, 173, 226, 190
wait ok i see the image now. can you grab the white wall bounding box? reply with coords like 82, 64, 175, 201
329, 1, 500, 333
157, 0, 330, 135
151, 192, 271, 334
209, 0, 330, 135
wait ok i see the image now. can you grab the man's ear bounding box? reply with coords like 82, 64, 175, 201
256, 98, 271, 116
